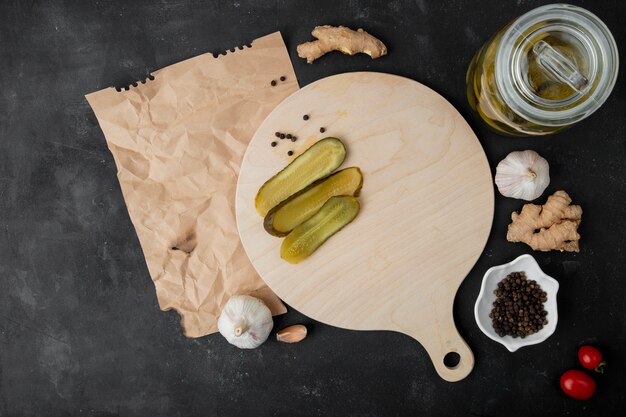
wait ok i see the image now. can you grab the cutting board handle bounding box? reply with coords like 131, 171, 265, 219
417, 323, 474, 382
395, 288, 475, 382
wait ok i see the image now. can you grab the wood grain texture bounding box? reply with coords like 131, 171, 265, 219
236, 72, 494, 381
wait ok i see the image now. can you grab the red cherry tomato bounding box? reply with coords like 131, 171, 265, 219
560, 370, 596, 400
578, 345, 606, 373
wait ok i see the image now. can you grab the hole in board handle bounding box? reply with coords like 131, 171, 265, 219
443, 352, 461, 369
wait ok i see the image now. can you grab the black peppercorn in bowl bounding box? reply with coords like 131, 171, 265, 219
474, 254, 559, 352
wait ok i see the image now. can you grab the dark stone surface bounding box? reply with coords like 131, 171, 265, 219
1, 0, 624, 415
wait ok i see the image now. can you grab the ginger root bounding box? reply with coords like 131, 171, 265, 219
507, 190, 582, 252
297, 25, 387, 64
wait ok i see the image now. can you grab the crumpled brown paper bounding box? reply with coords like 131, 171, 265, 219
86, 32, 297, 337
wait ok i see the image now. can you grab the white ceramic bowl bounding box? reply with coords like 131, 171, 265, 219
474, 254, 559, 352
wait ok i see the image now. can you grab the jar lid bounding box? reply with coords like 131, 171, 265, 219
496, 4, 618, 127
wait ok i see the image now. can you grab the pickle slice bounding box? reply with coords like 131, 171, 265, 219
255, 138, 346, 216
264, 167, 363, 236
280, 196, 360, 264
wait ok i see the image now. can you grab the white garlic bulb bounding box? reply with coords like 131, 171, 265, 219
495, 150, 550, 201
217, 295, 273, 349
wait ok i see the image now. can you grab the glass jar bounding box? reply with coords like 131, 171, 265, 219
467, 4, 619, 136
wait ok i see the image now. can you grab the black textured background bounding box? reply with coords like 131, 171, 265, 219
1, 0, 624, 416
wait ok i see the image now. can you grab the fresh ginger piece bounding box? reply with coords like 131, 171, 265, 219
297, 25, 387, 64
255, 138, 346, 217
507, 190, 582, 252
281, 196, 360, 264
264, 167, 363, 237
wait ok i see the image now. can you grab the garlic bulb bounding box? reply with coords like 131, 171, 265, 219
495, 150, 550, 201
217, 295, 273, 349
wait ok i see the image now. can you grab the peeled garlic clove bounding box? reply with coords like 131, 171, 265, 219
276, 325, 307, 343
495, 150, 550, 201
217, 295, 273, 349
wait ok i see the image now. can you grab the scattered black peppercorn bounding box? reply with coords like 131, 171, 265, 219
280, 134, 285, 139
270, 80, 277, 86
280, 76, 286, 81
320, 127, 326, 133
291, 137, 296, 142
303, 114, 309, 120
490, 271, 548, 338
288, 151, 294, 156
271, 141, 277, 147
286, 134, 292, 139
275, 132, 281, 137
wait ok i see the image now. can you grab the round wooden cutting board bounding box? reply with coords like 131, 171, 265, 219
236, 72, 493, 381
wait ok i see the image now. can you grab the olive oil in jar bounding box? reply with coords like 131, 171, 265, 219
467, 4, 618, 136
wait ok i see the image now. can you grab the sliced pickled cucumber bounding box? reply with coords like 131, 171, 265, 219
264, 167, 363, 237
280, 196, 360, 264
255, 138, 346, 216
